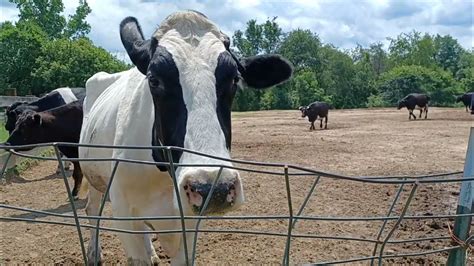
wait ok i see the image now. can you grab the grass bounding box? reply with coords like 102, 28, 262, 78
0, 121, 7, 143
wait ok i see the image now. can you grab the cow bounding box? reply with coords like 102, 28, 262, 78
4, 87, 85, 172
397, 93, 430, 120
79, 11, 293, 265
456, 92, 473, 112
299, 101, 330, 130
4, 87, 85, 134
4, 100, 84, 199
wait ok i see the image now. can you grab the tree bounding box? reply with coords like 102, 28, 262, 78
0, 20, 47, 95
433, 34, 464, 76
279, 29, 321, 72
9, 0, 91, 39
232, 17, 283, 111
32, 38, 129, 95
378, 65, 459, 106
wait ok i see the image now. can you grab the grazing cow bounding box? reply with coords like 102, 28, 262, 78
456, 92, 473, 112
397, 93, 430, 120
299, 101, 330, 130
79, 11, 292, 264
4, 100, 84, 199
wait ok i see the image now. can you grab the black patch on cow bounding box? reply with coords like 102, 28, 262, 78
215, 52, 238, 150
148, 46, 187, 171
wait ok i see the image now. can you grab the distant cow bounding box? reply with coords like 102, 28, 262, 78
4, 100, 84, 199
299, 101, 330, 130
397, 93, 430, 120
456, 92, 473, 112
5, 87, 85, 134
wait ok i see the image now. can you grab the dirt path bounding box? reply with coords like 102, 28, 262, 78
1, 107, 472, 264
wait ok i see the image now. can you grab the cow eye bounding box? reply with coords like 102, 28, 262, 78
233, 75, 240, 84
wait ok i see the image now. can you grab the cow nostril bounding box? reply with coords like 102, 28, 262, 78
229, 184, 235, 191
190, 187, 195, 192
183, 184, 188, 190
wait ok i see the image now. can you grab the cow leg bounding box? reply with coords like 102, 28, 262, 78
324, 116, 328, 129
56, 155, 71, 174
419, 109, 422, 119
310, 121, 315, 130
86, 186, 104, 265
71, 162, 83, 200
110, 192, 158, 265
424, 106, 428, 119
170, 221, 199, 266
320, 118, 323, 129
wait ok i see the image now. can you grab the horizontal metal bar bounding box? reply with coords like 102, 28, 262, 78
2, 205, 472, 222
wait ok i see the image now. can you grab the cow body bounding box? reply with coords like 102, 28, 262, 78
299, 101, 330, 130
397, 93, 430, 120
456, 92, 473, 112
5, 100, 84, 198
79, 11, 292, 264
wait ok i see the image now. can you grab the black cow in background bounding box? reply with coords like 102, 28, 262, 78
4, 87, 85, 172
299, 101, 330, 130
4, 100, 84, 199
456, 92, 473, 112
397, 93, 430, 120
5, 87, 85, 134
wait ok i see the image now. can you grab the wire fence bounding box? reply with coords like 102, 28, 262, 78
0, 141, 472, 265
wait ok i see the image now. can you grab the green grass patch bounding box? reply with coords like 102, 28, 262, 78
2, 148, 55, 179
0, 121, 7, 143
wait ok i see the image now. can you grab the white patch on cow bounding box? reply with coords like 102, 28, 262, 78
156, 13, 233, 173
55, 87, 78, 104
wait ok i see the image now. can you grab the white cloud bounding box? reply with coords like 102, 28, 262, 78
1, 0, 472, 54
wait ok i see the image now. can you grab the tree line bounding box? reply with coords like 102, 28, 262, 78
1, 1, 472, 111
232, 18, 474, 111
0, 0, 129, 96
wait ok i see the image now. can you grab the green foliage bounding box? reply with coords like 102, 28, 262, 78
1, 0, 127, 96
378, 65, 460, 106
279, 29, 321, 71
32, 38, 129, 94
0, 20, 47, 95
366, 94, 387, 108
0, 121, 8, 142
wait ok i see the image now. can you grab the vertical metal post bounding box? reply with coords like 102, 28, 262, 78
282, 166, 293, 266
447, 127, 474, 265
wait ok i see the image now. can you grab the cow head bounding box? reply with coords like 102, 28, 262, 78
455, 95, 463, 103
4, 101, 28, 134
5, 111, 44, 151
298, 106, 308, 117
397, 100, 406, 110
120, 11, 292, 214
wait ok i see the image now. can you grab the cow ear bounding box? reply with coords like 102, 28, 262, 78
240, 54, 293, 89
120, 17, 156, 75
33, 114, 42, 126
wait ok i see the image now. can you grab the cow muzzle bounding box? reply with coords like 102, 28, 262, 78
179, 168, 244, 215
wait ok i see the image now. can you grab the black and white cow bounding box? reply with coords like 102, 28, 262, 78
456, 92, 473, 112
397, 93, 430, 120
79, 11, 293, 264
4, 100, 84, 199
4, 87, 85, 172
4, 87, 85, 134
299, 101, 330, 130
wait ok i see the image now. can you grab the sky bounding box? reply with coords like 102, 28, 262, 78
1, 0, 473, 61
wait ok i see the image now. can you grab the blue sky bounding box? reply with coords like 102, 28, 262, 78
1, 0, 473, 61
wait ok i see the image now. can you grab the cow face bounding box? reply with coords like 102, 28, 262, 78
397, 100, 406, 110
120, 11, 292, 214
299, 106, 307, 117
5, 112, 43, 151
4, 102, 28, 134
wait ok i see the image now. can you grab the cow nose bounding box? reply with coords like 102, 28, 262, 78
181, 168, 243, 214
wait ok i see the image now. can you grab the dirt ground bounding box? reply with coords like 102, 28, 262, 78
1, 107, 473, 264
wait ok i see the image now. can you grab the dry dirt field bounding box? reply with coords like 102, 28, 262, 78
1, 107, 473, 264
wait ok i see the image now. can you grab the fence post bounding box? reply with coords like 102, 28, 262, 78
447, 127, 474, 265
